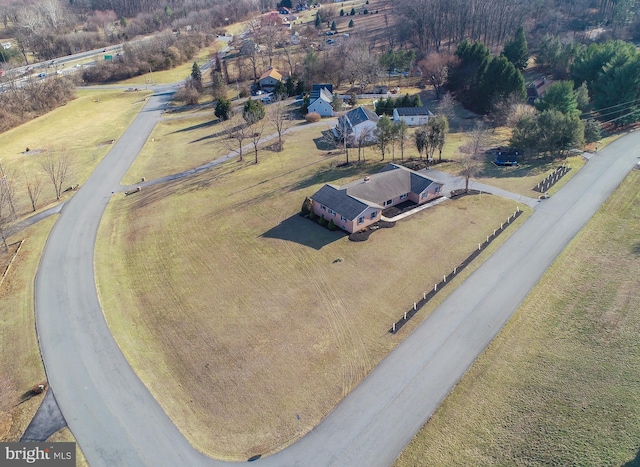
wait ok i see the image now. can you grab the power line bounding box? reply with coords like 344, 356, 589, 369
580, 96, 640, 118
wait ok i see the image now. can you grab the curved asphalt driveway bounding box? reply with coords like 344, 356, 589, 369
35, 86, 640, 467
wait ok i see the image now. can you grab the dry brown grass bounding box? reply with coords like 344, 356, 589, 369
0, 88, 150, 215
47, 428, 89, 467
395, 170, 640, 466
0, 217, 56, 442
96, 133, 530, 459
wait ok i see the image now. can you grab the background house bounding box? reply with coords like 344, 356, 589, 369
259, 68, 283, 91
334, 106, 379, 145
309, 163, 444, 233
393, 107, 434, 126
308, 84, 334, 116
527, 78, 553, 104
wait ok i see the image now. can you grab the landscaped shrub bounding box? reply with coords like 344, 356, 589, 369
310, 210, 318, 220
239, 87, 251, 98
328, 219, 336, 231
306, 112, 321, 123
301, 197, 312, 215
318, 216, 328, 226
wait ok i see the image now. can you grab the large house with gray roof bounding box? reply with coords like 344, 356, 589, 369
309, 163, 443, 233
334, 106, 379, 145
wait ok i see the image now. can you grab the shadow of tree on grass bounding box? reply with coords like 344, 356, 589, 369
261, 214, 345, 250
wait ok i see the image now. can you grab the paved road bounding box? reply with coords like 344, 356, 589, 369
35, 82, 640, 467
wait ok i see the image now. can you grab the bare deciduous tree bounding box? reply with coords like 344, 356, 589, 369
459, 122, 488, 192
0, 175, 16, 251
356, 126, 373, 162
38, 151, 71, 200
247, 113, 267, 164
419, 52, 451, 99
268, 98, 294, 152
24, 170, 43, 212
222, 121, 250, 162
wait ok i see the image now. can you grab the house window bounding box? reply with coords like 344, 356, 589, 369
435, 186, 440, 194
321, 205, 326, 211
370, 211, 377, 219
400, 193, 408, 200
329, 209, 336, 216
358, 216, 364, 225
421, 193, 426, 199
341, 215, 347, 222
383, 199, 393, 206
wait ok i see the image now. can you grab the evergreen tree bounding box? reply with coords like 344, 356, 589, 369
215, 97, 232, 121
583, 119, 601, 143
315, 13, 321, 28
191, 62, 203, 92
535, 81, 579, 116
350, 7, 356, 15
210, 71, 226, 99
340, 8, 344, 16
348, 19, 354, 27
332, 94, 343, 112
476, 55, 525, 114
574, 81, 590, 112
285, 77, 296, 97
243, 99, 265, 123
331, 20, 337, 31
273, 80, 287, 99
502, 26, 529, 70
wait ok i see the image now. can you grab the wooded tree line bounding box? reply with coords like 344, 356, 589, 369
397, 0, 640, 56
0, 0, 269, 64
0, 77, 76, 133
82, 31, 206, 82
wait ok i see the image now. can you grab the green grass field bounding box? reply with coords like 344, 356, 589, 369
0, 88, 150, 215
395, 170, 640, 466
96, 127, 530, 459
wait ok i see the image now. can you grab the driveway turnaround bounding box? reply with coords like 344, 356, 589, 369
35, 85, 640, 467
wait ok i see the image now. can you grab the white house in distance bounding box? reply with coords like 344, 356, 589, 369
258, 68, 283, 91
393, 107, 434, 126
334, 106, 379, 145
308, 84, 334, 117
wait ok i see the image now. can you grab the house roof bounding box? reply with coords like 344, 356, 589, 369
343, 106, 378, 128
259, 68, 283, 81
394, 106, 434, 117
310, 184, 370, 220
311, 83, 333, 99
527, 79, 552, 99
312, 87, 332, 104
345, 164, 438, 205
311, 163, 442, 220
